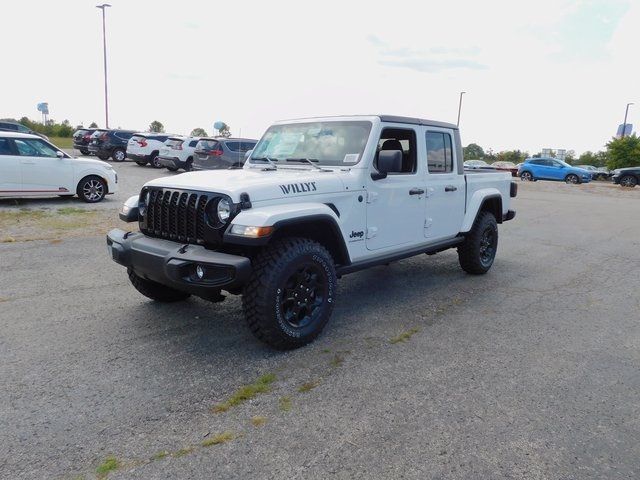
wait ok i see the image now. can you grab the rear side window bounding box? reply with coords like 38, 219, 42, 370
0, 138, 13, 155
0, 123, 18, 131
425, 131, 454, 173
167, 139, 184, 148
188, 140, 198, 147
92, 130, 107, 138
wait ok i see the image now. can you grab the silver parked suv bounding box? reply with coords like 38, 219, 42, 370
192, 137, 257, 170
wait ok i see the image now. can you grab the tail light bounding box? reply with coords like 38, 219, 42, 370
209, 149, 223, 156
174, 143, 183, 150
100, 132, 108, 140
138, 139, 148, 147
83, 134, 91, 141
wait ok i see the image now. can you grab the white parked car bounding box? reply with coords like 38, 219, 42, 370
157, 136, 202, 172
0, 132, 118, 203
126, 133, 171, 168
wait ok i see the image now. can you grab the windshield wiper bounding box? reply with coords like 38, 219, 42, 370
285, 158, 328, 171
251, 157, 278, 169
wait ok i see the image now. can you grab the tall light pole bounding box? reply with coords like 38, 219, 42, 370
457, 91, 466, 127
96, 4, 111, 128
621, 102, 634, 138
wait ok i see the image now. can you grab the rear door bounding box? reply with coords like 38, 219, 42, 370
423, 129, 465, 241
0, 137, 21, 194
14, 138, 74, 193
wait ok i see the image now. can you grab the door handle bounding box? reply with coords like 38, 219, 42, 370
409, 188, 425, 195
445, 185, 457, 192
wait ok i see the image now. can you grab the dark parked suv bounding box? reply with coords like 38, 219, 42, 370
192, 137, 257, 170
72, 128, 97, 155
88, 129, 136, 162
612, 166, 640, 187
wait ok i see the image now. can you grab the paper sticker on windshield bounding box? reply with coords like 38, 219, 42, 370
343, 153, 359, 164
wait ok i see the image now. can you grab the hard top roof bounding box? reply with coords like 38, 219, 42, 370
274, 115, 457, 130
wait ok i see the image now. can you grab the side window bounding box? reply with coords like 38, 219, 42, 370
376, 128, 416, 174
14, 139, 58, 157
189, 140, 198, 147
0, 138, 13, 155
425, 131, 454, 173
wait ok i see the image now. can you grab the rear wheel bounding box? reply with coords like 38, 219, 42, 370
620, 175, 638, 187
77, 175, 107, 203
184, 157, 194, 171
458, 211, 498, 275
243, 238, 336, 350
112, 148, 126, 162
565, 174, 580, 184
151, 154, 162, 168
520, 171, 533, 181
167, 165, 179, 172
135, 161, 147, 167
127, 269, 191, 302
80, 149, 90, 156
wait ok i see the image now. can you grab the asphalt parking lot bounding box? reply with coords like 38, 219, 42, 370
1, 163, 639, 479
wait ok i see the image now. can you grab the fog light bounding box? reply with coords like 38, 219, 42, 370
196, 265, 205, 279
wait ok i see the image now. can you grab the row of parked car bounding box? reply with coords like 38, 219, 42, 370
73, 128, 258, 172
462, 158, 640, 187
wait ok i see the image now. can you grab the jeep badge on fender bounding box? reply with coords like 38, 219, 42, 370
107, 115, 517, 350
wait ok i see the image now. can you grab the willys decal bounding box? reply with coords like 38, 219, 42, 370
279, 182, 317, 195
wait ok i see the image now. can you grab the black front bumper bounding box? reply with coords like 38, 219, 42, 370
107, 229, 252, 297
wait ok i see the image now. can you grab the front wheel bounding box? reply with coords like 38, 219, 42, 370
565, 174, 580, 184
458, 211, 498, 275
112, 148, 126, 162
80, 149, 90, 156
77, 175, 107, 203
619, 175, 638, 187
98, 154, 110, 161
520, 171, 533, 181
135, 161, 147, 167
242, 238, 337, 350
127, 269, 191, 302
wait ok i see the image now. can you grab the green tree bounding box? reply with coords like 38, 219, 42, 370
89, 121, 98, 128
149, 120, 165, 133
606, 134, 640, 170
495, 149, 528, 163
463, 143, 484, 160
190, 127, 208, 137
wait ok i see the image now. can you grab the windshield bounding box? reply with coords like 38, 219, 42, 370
250, 121, 372, 167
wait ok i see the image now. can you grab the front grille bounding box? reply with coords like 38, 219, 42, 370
141, 188, 210, 245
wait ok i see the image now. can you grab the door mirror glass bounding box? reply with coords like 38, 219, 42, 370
56, 151, 64, 159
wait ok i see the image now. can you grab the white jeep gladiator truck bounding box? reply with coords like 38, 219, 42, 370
108, 115, 517, 349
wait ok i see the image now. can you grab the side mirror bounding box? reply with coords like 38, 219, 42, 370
56, 151, 64, 159
372, 150, 403, 180
244, 149, 253, 160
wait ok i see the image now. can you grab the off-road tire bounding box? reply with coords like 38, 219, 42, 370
620, 175, 638, 187
458, 211, 498, 275
242, 238, 337, 350
112, 148, 126, 162
127, 268, 191, 302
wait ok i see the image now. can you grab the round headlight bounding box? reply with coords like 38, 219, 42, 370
217, 198, 231, 222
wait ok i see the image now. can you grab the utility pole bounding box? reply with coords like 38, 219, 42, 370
96, 4, 111, 128
457, 91, 466, 127
622, 102, 634, 138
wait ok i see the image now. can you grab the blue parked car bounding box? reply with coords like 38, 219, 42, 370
518, 158, 592, 184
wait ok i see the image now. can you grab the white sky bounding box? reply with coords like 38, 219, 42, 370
2, 0, 638, 154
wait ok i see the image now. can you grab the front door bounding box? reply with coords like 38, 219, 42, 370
424, 130, 466, 241
14, 137, 74, 194
366, 127, 425, 251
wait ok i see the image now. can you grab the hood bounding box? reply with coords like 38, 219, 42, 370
144, 167, 346, 202
71, 156, 112, 169
615, 167, 639, 173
